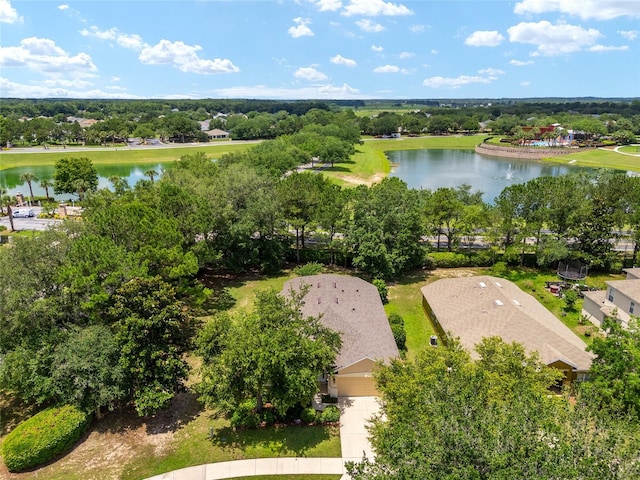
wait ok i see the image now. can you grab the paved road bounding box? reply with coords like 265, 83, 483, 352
1, 207, 62, 232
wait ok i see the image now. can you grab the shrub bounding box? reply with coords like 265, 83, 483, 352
320, 405, 340, 423
1, 405, 91, 472
491, 261, 508, 277
294, 262, 324, 276
426, 251, 494, 268
230, 399, 260, 429
373, 278, 389, 304
300, 407, 317, 424
391, 323, 407, 350
0, 225, 7, 231
388, 313, 404, 326
260, 408, 276, 426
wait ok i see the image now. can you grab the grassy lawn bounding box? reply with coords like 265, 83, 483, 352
227, 476, 340, 480
0, 142, 252, 171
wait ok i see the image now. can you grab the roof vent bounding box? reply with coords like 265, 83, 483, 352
335, 298, 339, 304
495, 299, 504, 306
495, 282, 502, 288
318, 297, 322, 304
513, 299, 521, 306
479, 282, 486, 288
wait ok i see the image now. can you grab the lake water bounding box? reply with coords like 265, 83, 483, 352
387, 149, 592, 203
0, 162, 172, 201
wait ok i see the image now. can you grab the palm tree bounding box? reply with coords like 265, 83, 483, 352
0, 188, 8, 215
20, 172, 38, 203
144, 169, 159, 183
39, 179, 53, 200
108, 176, 129, 195
74, 179, 90, 202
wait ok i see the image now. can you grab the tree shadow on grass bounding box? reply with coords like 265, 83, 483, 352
209, 424, 335, 457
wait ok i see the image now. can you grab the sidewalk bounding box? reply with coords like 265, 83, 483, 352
145, 396, 380, 480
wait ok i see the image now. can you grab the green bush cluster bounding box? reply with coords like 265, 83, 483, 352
1, 405, 91, 472
425, 251, 494, 268
320, 405, 340, 423
373, 278, 389, 304
230, 399, 261, 429
294, 261, 325, 276
300, 407, 317, 423
388, 313, 407, 350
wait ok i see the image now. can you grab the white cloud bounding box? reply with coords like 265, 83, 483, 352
139, 40, 240, 74
422, 68, 504, 88
619, 30, 638, 40
0, 77, 140, 99
410, 24, 426, 34
342, 0, 413, 17
309, 0, 342, 12
508, 21, 602, 56
330, 54, 357, 67
58, 4, 69, 10
294, 66, 329, 81
373, 64, 411, 74
521, 81, 531, 86
589, 44, 629, 52
212, 83, 365, 100
81, 26, 145, 51
514, 0, 640, 20
398, 51, 414, 59
465, 30, 505, 47
0, 0, 22, 23
288, 17, 314, 38
0, 37, 97, 74
431, 49, 438, 54
510, 59, 534, 66
371, 44, 384, 52
356, 19, 385, 32
111, 76, 121, 82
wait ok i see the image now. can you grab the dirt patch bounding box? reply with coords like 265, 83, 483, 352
334, 173, 383, 187
0, 392, 202, 480
431, 268, 480, 278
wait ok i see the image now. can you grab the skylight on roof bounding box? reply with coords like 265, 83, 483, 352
513, 299, 521, 306
495, 299, 504, 306
479, 282, 486, 288
495, 282, 502, 288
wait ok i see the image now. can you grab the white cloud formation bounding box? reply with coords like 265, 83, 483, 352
0, 0, 22, 23
422, 68, 504, 88
373, 64, 410, 74
0, 37, 97, 74
356, 19, 385, 32
410, 24, 426, 34
619, 30, 638, 40
508, 21, 603, 56
398, 51, 414, 59
514, 0, 640, 20
288, 17, 314, 38
521, 81, 531, 86
80, 26, 145, 51
330, 54, 357, 66
0, 77, 139, 99
465, 30, 505, 47
294, 66, 329, 81
309, 0, 342, 11
510, 59, 534, 66
212, 83, 365, 100
589, 44, 629, 52
139, 40, 240, 74
58, 4, 69, 10
342, 0, 413, 17
371, 44, 384, 52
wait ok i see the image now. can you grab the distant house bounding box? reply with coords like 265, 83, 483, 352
205, 128, 229, 140
422, 275, 594, 386
282, 274, 399, 397
582, 268, 640, 329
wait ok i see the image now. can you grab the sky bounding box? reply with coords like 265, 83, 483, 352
1, 0, 639, 100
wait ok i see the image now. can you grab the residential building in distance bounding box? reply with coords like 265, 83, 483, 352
582, 268, 640, 329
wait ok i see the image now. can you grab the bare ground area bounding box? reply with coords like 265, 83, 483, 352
0, 392, 202, 480
333, 173, 383, 187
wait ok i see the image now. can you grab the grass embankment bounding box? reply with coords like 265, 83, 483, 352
0, 142, 252, 171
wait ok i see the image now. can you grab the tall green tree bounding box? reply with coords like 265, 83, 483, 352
110, 277, 195, 416
53, 157, 98, 199
198, 287, 341, 415
19, 172, 38, 202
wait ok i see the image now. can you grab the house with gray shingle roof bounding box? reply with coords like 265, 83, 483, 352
422, 275, 593, 386
582, 268, 640, 329
282, 274, 399, 397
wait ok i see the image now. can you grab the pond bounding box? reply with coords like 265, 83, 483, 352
387, 149, 596, 203
0, 162, 173, 201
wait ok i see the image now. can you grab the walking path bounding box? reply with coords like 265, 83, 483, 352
145, 397, 380, 480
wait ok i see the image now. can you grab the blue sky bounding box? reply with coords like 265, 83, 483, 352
1, 0, 639, 99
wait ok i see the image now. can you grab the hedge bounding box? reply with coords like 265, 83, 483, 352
425, 251, 495, 268
2, 405, 91, 472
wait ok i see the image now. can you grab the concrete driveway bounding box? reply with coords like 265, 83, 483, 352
339, 396, 380, 463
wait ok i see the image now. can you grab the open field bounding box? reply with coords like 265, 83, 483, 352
0, 142, 253, 171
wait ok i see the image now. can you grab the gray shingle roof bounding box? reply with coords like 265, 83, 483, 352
282, 274, 399, 371
421, 275, 593, 371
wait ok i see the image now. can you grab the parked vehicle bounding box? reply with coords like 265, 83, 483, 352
13, 208, 35, 218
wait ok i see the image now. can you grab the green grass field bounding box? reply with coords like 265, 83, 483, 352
0, 142, 253, 171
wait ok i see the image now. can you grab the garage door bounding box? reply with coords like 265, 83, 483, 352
337, 376, 378, 397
